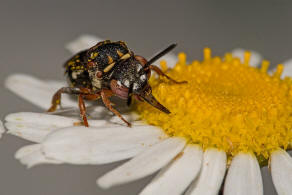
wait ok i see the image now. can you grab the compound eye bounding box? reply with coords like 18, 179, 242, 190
135, 55, 147, 67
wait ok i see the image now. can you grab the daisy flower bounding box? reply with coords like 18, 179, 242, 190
3, 35, 292, 195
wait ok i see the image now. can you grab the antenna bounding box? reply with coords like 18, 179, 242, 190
144, 43, 177, 67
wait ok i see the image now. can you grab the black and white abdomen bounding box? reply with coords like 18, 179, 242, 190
64, 50, 92, 88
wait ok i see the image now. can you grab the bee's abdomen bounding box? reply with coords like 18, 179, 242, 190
64, 50, 92, 88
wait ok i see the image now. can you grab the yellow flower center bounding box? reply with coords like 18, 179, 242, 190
135, 48, 292, 162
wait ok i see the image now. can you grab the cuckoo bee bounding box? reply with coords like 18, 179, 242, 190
47, 40, 186, 127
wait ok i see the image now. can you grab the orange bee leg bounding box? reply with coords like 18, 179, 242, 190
78, 94, 89, 127
47, 87, 92, 112
147, 65, 187, 84
100, 89, 131, 127
47, 89, 62, 112
83, 94, 101, 101
135, 55, 187, 84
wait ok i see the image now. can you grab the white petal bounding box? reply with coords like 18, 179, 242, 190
5, 111, 108, 128
46, 80, 67, 89
139, 144, 203, 195
42, 125, 166, 165
15, 144, 42, 159
186, 148, 226, 195
271, 149, 292, 195
5, 112, 138, 142
5, 74, 77, 109
231, 48, 262, 67
5, 112, 79, 126
65, 35, 102, 54
159, 53, 178, 68
97, 137, 186, 189
0, 121, 5, 138
279, 58, 292, 78
6, 122, 56, 143
15, 144, 61, 168
108, 113, 140, 126
6, 121, 108, 143
224, 153, 263, 195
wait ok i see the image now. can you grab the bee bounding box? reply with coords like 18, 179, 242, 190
47, 40, 186, 127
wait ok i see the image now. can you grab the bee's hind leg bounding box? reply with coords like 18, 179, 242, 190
47, 87, 86, 112
48, 87, 96, 127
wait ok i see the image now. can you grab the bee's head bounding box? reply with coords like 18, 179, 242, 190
110, 42, 177, 114
110, 58, 170, 114
110, 58, 147, 97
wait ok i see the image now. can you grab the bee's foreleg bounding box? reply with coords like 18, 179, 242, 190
100, 89, 131, 127
147, 65, 187, 84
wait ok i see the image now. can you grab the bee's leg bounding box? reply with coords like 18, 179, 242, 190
78, 94, 89, 127
147, 65, 187, 84
47, 87, 91, 112
100, 89, 131, 127
83, 94, 101, 100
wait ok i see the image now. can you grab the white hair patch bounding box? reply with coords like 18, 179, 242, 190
72, 70, 83, 79
140, 74, 146, 81
137, 64, 143, 72
133, 83, 139, 90
123, 80, 130, 87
